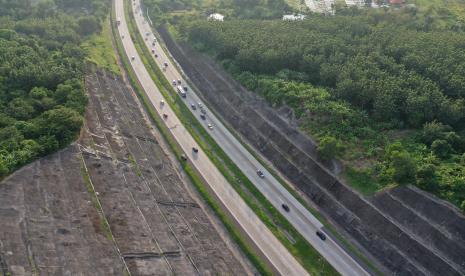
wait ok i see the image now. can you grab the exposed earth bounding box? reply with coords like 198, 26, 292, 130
0, 66, 253, 276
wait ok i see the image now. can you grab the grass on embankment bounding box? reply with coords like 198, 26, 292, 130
111, 3, 271, 275
82, 16, 121, 75
124, 1, 339, 275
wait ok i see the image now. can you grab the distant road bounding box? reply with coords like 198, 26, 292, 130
114, 0, 309, 275
130, 0, 372, 274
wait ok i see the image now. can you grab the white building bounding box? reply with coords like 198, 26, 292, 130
304, 0, 335, 15
207, 13, 224, 21
283, 14, 306, 21
345, 0, 365, 6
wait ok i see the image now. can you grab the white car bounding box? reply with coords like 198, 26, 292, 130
207, 124, 213, 130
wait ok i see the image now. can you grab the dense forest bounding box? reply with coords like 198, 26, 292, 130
0, 0, 109, 178
180, 13, 465, 211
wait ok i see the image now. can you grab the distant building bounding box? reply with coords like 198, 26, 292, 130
282, 14, 306, 21
207, 13, 224, 21
389, 0, 405, 4
345, 0, 365, 7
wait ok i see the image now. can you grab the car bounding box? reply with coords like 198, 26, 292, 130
160, 100, 165, 106
162, 113, 168, 119
198, 102, 203, 108
146, 32, 150, 36
131, 56, 135, 61
316, 231, 327, 241
152, 42, 156, 46
256, 169, 265, 178
200, 108, 206, 114
181, 154, 188, 161
164, 62, 168, 67
200, 114, 206, 120
281, 204, 290, 212
151, 49, 155, 54
177, 79, 182, 84
121, 35, 124, 39
192, 147, 199, 153
183, 86, 188, 92
154, 54, 158, 58
172, 80, 177, 86
207, 124, 213, 130
191, 104, 197, 110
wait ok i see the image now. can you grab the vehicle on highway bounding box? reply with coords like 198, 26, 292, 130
160, 100, 165, 106
181, 154, 188, 161
163, 114, 168, 119
177, 79, 182, 84
122, 35, 124, 39
208, 124, 213, 130
152, 42, 156, 46
200, 108, 206, 114
131, 56, 135, 61
256, 169, 265, 178
146, 32, 150, 36
177, 86, 186, 98
154, 54, 158, 58
192, 147, 199, 153
316, 231, 327, 241
200, 114, 206, 120
172, 80, 177, 86
183, 86, 188, 92
191, 104, 197, 110
151, 49, 155, 54
282, 204, 290, 212
198, 102, 203, 108
116, 17, 121, 25
164, 62, 168, 67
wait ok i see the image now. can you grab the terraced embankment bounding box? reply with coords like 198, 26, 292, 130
0, 67, 253, 275
158, 27, 465, 276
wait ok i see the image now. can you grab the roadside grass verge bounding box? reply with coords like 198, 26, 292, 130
124, 1, 339, 274
82, 16, 121, 75
111, 3, 271, 275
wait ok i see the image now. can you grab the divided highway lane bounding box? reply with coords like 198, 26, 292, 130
132, 1, 371, 275
115, 0, 308, 275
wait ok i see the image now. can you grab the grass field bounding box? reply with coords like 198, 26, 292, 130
82, 16, 121, 75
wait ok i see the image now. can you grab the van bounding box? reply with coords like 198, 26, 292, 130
177, 85, 186, 98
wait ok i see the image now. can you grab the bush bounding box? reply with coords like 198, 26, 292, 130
431, 139, 452, 159
317, 136, 343, 161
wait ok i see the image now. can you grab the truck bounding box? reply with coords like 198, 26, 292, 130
177, 85, 186, 98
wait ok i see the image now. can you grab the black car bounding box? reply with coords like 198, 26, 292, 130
183, 86, 188, 92
256, 169, 265, 178
200, 114, 206, 120
316, 231, 327, 241
181, 154, 188, 161
192, 147, 199, 153
191, 104, 197, 110
281, 204, 290, 212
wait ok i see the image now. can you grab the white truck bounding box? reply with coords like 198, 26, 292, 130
177, 85, 186, 98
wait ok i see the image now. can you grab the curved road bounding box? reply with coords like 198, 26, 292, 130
115, 0, 308, 275
131, 0, 371, 275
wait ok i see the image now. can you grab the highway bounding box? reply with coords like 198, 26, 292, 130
115, 0, 309, 275
131, 0, 371, 275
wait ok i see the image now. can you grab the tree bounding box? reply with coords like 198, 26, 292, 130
317, 136, 343, 161
431, 139, 452, 159
76, 16, 100, 36
416, 164, 439, 192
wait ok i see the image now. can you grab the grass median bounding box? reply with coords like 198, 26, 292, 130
111, 3, 272, 275
123, 0, 339, 274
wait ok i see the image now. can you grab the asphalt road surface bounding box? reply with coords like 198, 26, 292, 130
115, 0, 309, 275
131, 0, 371, 275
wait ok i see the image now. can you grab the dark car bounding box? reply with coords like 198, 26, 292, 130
162, 113, 168, 119
281, 204, 290, 212
200, 114, 206, 120
256, 169, 265, 178
191, 104, 197, 110
181, 154, 188, 161
192, 147, 199, 153
183, 86, 188, 92
316, 231, 327, 241
200, 108, 206, 114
